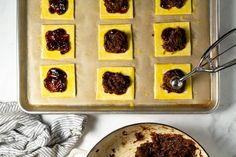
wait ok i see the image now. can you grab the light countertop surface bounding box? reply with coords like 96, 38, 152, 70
1, 0, 236, 156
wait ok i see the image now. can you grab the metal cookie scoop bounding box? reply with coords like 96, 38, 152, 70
171, 28, 236, 90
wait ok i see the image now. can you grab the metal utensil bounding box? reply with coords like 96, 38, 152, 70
171, 28, 236, 90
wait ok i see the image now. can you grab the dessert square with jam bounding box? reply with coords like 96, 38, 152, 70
154, 22, 191, 57
98, 24, 133, 60
41, 0, 74, 20
155, 0, 192, 15
100, 0, 133, 19
96, 67, 135, 101
154, 64, 192, 100
41, 25, 75, 59
40, 64, 76, 98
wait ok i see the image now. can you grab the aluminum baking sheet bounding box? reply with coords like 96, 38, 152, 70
17, 0, 219, 113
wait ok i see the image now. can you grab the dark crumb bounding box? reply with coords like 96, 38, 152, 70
104, 0, 129, 13
121, 140, 127, 146
122, 130, 128, 135
48, 0, 68, 15
140, 126, 149, 131
161, 69, 186, 93
102, 71, 131, 95
134, 132, 144, 143
160, 0, 186, 9
152, 33, 154, 37
45, 28, 71, 54
104, 29, 128, 53
135, 133, 197, 157
109, 154, 115, 157
161, 126, 171, 130
161, 27, 187, 53
112, 148, 116, 153
95, 149, 99, 153
44, 68, 67, 93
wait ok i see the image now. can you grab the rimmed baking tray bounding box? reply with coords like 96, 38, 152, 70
17, 0, 219, 113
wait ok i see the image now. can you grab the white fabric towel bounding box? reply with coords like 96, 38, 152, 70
0, 102, 87, 157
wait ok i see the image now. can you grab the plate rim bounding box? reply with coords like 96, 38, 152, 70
87, 122, 209, 157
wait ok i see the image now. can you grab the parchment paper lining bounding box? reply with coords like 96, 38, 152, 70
26, 0, 213, 110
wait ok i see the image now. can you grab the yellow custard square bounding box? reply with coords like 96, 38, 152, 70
155, 0, 192, 15
98, 24, 133, 60
154, 64, 192, 100
40, 64, 75, 98
41, 0, 74, 20
96, 67, 135, 101
154, 22, 191, 57
100, 0, 133, 19
41, 25, 75, 59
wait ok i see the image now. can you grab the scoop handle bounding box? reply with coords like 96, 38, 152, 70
213, 58, 236, 72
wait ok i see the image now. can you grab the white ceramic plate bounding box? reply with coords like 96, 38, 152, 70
87, 123, 208, 157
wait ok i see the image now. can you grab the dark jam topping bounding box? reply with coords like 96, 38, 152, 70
161, 27, 187, 53
135, 133, 197, 157
161, 69, 186, 93
160, 0, 186, 9
44, 68, 67, 92
45, 28, 71, 54
104, 29, 128, 53
48, 0, 68, 15
135, 132, 144, 141
104, 0, 129, 13
102, 71, 131, 95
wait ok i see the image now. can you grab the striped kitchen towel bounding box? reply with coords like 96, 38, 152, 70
0, 102, 87, 157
